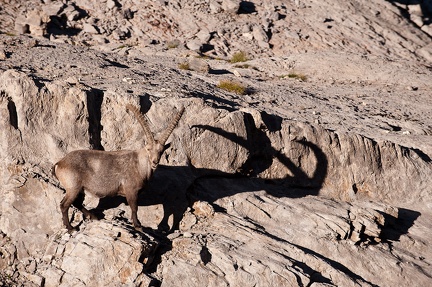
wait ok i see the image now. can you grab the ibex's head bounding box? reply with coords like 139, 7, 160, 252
146, 142, 165, 169
126, 104, 185, 169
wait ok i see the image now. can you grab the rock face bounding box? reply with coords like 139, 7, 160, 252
0, 0, 431, 63
0, 0, 431, 284
0, 63, 431, 286
42, 221, 156, 287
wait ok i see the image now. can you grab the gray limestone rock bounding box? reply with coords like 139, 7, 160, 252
0, 31, 431, 286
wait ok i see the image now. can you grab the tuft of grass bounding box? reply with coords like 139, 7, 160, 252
217, 80, 246, 95
178, 62, 190, 70
167, 40, 180, 49
195, 54, 210, 59
229, 51, 249, 63
281, 72, 307, 81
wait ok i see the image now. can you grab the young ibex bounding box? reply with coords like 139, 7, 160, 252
53, 104, 185, 232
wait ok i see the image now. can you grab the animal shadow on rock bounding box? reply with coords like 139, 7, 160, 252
388, 0, 432, 25
88, 109, 420, 282
92, 111, 328, 234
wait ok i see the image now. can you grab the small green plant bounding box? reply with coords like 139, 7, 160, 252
115, 44, 128, 50
178, 62, 190, 70
217, 80, 246, 95
280, 72, 307, 81
167, 40, 180, 49
229, 51, 249, 63
195, 54, 210, 59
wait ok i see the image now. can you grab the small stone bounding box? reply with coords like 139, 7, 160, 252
83, 23, 99, 34
122, 77, 136, 84
67, 10, 81, 22
233, 69, 242, 77
66, 76, 79, 85
242, 32, 254, 40
26, 10, 43, 27
421, 24, 432, 37
196, 29, 211, 43
26, 39, 39, 48
179, 211, 197, 231
123, 8, 133, 20
107, 0, 117, 10
15, 15, 30, 34
41, 267, 65, 287
209, 0, 222, 13
221, 0, 241, 14
42, 2, 65, 15
167, 232, 181, 240
186, 39, 202, 51
0, 49, 7, 60
252, 25, 269, 48
192, 201, 215, 218
417, 43, 432, 62
22, 273, 44, 286
188, 58, 210, 73
43, 254, 53, 263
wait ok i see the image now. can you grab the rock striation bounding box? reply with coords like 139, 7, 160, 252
0, 0, 431, 62
0, 65, 431, 286
1, 0, 432, 283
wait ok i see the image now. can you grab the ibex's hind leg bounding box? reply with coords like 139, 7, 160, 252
125, 191, 142, 231
60, 190, 80, 232
72, 192, 97, 220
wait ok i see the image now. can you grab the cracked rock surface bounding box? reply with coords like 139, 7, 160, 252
1, 1, 432, 286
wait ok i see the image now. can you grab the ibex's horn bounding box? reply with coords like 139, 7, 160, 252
126, 104, 156, 146
159, 106, 185, 144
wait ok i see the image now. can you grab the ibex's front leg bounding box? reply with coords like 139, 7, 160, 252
125, 190, 142, 231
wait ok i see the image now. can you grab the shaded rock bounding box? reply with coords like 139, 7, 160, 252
0, 49, 7, 60
196, 29, 211, 43
83, 23, 99, 34
0, 32, 431, 287
188, 58, 210, 73
14, 15, 30, 34
252, 24, 269, 48
179, 209, 197, 231
221, 0, 241, 14
41, 2, 65, 16
192, 200, 215, 218
209, 0, 223, 14
417, 42, 432, 62
41, 221, 157, 286
186, 39, 202, 51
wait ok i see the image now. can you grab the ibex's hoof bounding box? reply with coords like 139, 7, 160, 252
134, 226, 144, 232
67, 227, 78, 234
89, 214, 98, 220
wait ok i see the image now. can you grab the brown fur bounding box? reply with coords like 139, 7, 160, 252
53, 105, 184, 231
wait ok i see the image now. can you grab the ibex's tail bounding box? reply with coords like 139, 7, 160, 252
52, 163, 58, 180
159, 106, 185, 144
126, 104, 156, 146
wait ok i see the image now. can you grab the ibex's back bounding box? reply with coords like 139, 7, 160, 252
53, 104, 184, 232
54, 149, 151, 198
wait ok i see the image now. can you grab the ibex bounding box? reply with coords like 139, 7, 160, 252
53, 104, 185, 232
